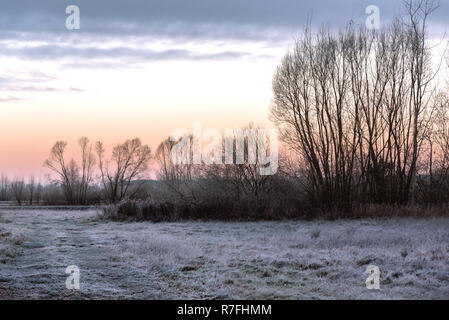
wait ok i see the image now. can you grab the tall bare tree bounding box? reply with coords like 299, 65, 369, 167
271, 0, 440, 209
201, 123, 275, 202
27, 175, 35, 205
155, 136, 199, 201
11, 178, 25, 205
96, 138, 151, 203
78, 137, 96, 204
45, 137, 95, 204
0, 173, 9, 201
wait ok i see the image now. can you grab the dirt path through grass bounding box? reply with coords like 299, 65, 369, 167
0, 210, 188, 299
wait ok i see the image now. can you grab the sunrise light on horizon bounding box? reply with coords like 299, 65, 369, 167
1, 0, 448, 178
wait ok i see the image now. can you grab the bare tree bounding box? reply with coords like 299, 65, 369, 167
44, 137, 95, 204
35, 181, 43, 205
402, 0, 439, 204
78, 137, 96, 204
96, 138, 151, 203
155, 136, 198, 201
418, 91, 449, 203
45, 141, 77, 204
11, 178, 25, 205
0, 173, 9, 201
271, 0, 440, 210
201, 123, 274, 202
271, 25, 360, 209
25, 176, 43, 205
27, 175, 35, 205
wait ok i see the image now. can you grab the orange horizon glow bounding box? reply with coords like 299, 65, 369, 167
0, 58, 276, 178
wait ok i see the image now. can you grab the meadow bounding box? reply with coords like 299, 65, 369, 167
1, 209, 448, 299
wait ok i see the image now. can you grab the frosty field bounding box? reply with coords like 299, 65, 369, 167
0, 209, 448, 299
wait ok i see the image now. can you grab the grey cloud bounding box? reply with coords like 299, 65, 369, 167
0, 71, 60, 93
0, 42, 263, 62
0, 70, 87, 93
0, 96, 26, 103
0, 1, 446, 72
69, 87, 86, 92
1, 0, 447, 41
0, 71, 58, 84
2, 85, 59, 92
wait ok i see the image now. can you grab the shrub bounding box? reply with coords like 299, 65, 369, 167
101, 196, 307, 222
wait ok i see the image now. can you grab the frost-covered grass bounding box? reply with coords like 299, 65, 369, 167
0, 209, 448, 299
0, 212, 24, 264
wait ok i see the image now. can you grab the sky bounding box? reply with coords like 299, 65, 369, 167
0, 0, 448, 178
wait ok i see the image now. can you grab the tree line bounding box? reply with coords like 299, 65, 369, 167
271, 0, 449, 211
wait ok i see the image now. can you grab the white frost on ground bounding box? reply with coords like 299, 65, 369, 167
0, 209, 448, 299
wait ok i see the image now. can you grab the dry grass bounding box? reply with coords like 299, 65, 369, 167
0, 212, 24, 263
324, 204, 449, 220
100, 200, 449, 222
0, 209, 448, 299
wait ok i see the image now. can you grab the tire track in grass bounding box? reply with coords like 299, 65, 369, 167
0, 210, 164, 299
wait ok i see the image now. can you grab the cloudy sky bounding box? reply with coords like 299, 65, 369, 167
0, 0, 448, 177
